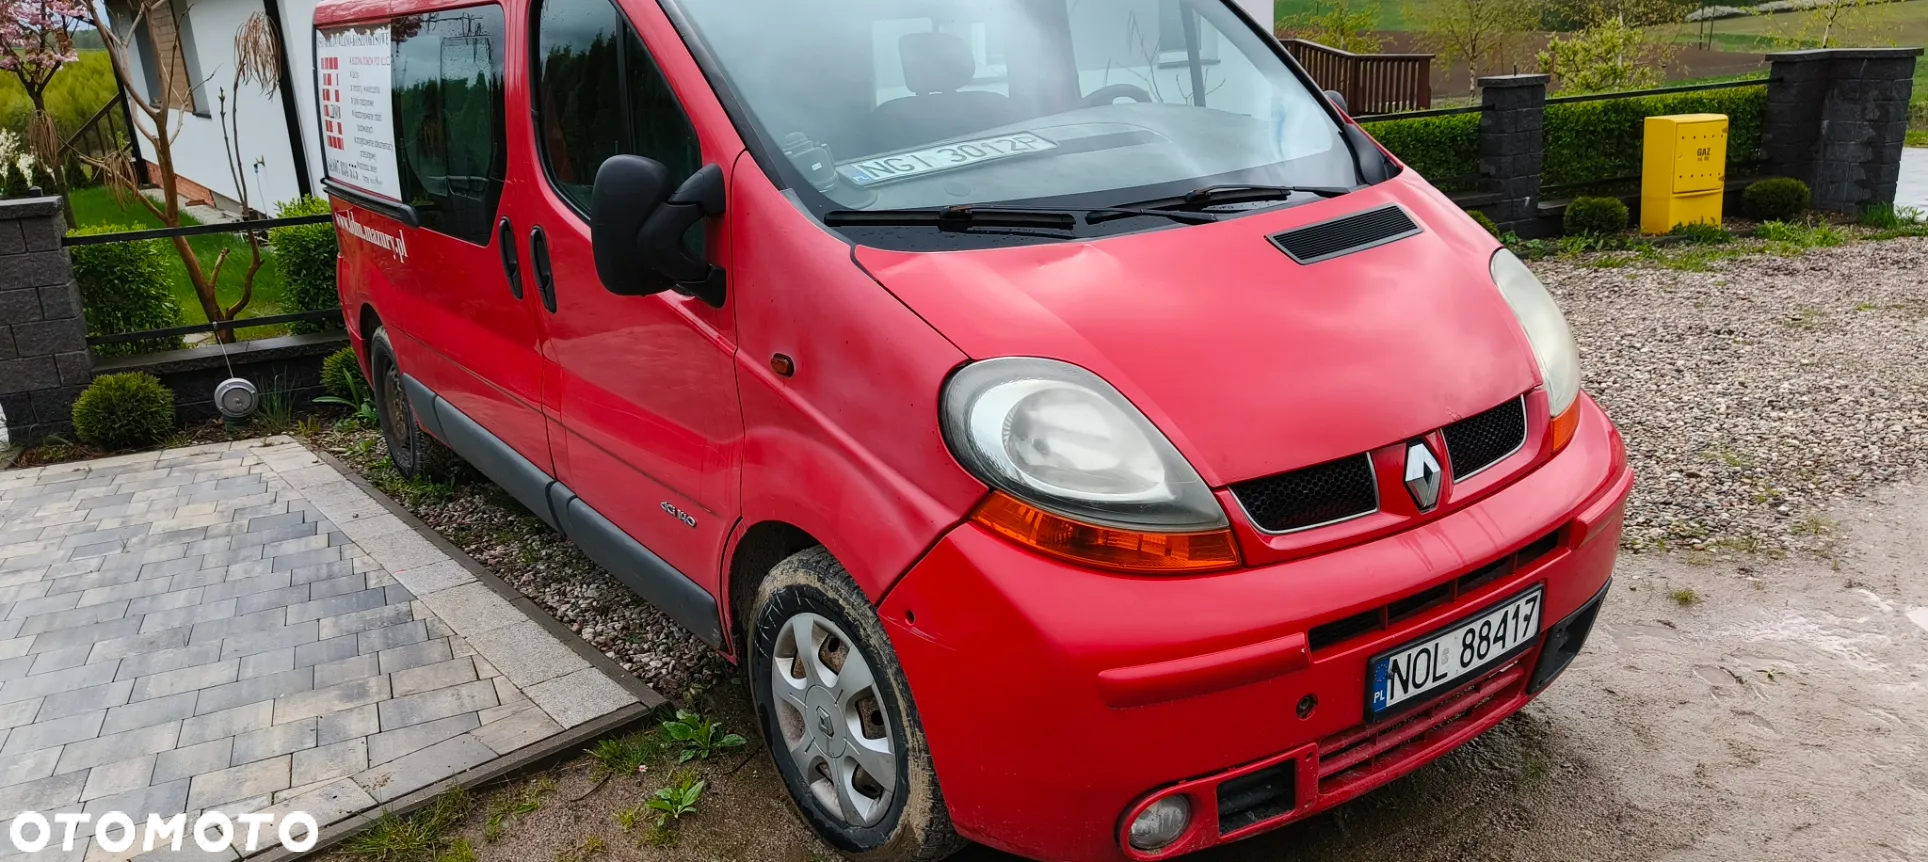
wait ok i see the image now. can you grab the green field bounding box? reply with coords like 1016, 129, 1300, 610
1658, 0, 1928, 131
0, 50, 117, 142
69, 186, 291, 336
1274, 0, 1412, 33
1659, 0, 1928, 48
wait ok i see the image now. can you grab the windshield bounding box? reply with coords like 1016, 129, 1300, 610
676, 0, 1355, 219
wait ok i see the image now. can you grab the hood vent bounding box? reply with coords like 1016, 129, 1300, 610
1268, 205, 1422, 265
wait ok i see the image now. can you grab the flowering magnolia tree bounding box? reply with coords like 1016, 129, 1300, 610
0, 0, 86, 221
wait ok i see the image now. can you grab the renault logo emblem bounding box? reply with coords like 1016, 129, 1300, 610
1405, 441, 1443, 512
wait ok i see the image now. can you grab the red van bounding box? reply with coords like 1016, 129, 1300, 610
313, 0, 1631, 858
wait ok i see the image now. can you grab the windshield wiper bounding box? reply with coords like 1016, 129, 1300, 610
1090, 184, 1353, 224
823, 204, 1218, 232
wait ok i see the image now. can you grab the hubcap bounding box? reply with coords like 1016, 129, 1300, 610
381, 363, 412, 462
771, 612, 897, 827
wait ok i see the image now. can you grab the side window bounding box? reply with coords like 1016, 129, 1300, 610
393, 5, 508, 244
532, 0, 699, 214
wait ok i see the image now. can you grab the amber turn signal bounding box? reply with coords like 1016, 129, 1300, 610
972, 492, 1242, 575
1550, 405, 1581, 453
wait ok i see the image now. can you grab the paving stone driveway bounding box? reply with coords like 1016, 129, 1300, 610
0, 438, 650, 861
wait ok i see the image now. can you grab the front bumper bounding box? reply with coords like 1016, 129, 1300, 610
878, 396, 1630, 862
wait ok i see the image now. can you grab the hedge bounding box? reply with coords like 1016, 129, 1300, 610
1543, 84, 1767, 192
1361, 112, 1480, 191
68, 224, 185, 358
1357, 84, 1768, 197
271, 196, 341, 334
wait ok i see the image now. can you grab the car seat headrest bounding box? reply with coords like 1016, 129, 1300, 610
901, 31, 976, 95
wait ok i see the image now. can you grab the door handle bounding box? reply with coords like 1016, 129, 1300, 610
529, 225, 557, 314
497, 217, 523, 300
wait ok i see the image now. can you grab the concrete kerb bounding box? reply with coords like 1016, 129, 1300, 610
224, 435, 668, 860
241, 702, 656, 862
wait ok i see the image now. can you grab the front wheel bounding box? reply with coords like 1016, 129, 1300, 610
367, 327, 456, 479
748, 548, 963, 862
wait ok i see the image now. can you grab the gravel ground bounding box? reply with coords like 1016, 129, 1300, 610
309, 236, 1928, 697
1542, 236, 1928, 557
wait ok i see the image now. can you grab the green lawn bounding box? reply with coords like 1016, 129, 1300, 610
68, 186, 291, 336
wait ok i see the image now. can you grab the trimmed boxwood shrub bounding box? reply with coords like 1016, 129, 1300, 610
271, 196, 341, 334
320, 346, 364, 399
1543, 84, 1767, 192
1361, 112, 1480, 191
1742, 177, 1810, 221
1468, 209, 1501, 237
1564, 196, 1629, 236
72, 372, 175, 450
68, 224, 184, 358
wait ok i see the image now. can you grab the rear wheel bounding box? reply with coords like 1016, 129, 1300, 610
748, 548, 963, 862
367, 327, 456, 479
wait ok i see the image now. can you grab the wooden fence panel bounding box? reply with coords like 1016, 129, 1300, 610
1284, 39, 1433, 115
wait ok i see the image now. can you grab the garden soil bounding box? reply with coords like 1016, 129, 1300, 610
353, 480, 1928, 862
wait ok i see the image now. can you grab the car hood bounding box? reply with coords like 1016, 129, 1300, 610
852, 175, 1543, 486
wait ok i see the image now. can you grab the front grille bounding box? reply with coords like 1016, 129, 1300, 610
1267, 205, 1422, 264
1316, 658, 1528, 796
1230, 454, 1378, 534
1443, 396, 1527, 481
1216, 759, 1297, 835
1307, 528, 1561, 652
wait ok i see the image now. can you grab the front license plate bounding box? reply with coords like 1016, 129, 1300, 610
836, 132, 1059, 187
1366, 586, 1543, 720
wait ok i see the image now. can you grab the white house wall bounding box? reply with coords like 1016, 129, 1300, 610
114, 0, 1273, 213
122, 0, 318, 213
279, 0, 324, 206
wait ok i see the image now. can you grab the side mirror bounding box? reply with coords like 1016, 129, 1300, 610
591, 155, 673, 297
590, 157, 728, 307
1324, 89, 1349, 115
1343, 124, 1395, 185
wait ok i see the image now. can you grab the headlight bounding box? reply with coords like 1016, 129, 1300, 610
942, 358, 1225, 531
942, 358, 1240, 574
1491, 249, 1581, 417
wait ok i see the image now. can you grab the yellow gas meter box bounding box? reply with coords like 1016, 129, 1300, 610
1641, 114, 1728, 235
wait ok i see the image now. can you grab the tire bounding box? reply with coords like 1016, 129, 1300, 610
748, 547, 964, 862
367, 327, 457, 480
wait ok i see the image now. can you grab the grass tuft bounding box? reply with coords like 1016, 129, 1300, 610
587, 729, 676, 780
1668, 587, 1703, 608
1857, 203, 1923, 229
342, 788, 472, 862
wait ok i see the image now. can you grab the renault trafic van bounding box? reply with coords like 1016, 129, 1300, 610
313, 1, 1632, 858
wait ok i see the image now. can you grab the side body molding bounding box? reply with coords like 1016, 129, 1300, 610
403, 374, 724, 647
557, 496, 723, 646
402, 375, 446, 440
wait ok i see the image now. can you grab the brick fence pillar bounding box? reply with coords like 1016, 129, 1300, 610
1764, 47, 1922, 214
0, 196, 91, 448
1477, 74, 1550, 234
